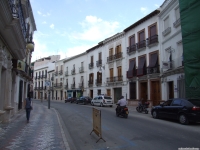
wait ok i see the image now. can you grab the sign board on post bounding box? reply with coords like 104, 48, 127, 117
90, 108, 106, 143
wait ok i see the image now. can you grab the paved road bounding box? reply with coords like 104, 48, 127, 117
36, 100, 200, 150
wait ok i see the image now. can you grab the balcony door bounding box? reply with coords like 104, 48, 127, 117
110, 68, 113, 82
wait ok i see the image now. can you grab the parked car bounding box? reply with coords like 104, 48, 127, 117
151, 98, 200, 125
91, 95, 113, 107
65, 97, 77, 103
76, 96, 92, 105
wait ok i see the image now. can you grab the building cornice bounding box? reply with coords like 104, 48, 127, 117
158, 0, 178, 18
63, 52, 87, 63
103, 32, 125, 45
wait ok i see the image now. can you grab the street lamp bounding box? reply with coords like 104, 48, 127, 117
26, 33, 35, 52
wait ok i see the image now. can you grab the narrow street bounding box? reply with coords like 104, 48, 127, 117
36, 100, 200, 150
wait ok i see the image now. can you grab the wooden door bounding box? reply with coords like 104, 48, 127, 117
140, 82, 147, 101
151, 81, 160, 105
107, 89, 111, 96
168, 81, 174, 99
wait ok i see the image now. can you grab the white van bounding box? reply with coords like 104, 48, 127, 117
91, 95, 113, 107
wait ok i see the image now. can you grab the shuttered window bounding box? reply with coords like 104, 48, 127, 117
137, 56, 146, 76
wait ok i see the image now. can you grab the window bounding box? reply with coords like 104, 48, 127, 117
138, 30, 145, 42
175, 7, 180, 20
172, 99, 181, 106
56, 66, 58, 72
137, 56, 146, 76
61, 65, 63, 71
81, 62, 83, 67
148, 52, 158, 68
127, 59, 136, 78
109, 48, 113, 56
110, 68, 114, 82
115, 45, 121, 54
117, 66, 122, 81
99, 52, 102, 60
164, 17, 169, 30
129, 35, 135, 46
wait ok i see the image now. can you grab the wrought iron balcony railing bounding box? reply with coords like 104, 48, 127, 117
65, 84, 68, 89
127, 44, 136, 54
79, 83, 84, 88
147, 35, 158, 46
89, 63, 94, 69
88, 80, 93, 87
136, 40, 146, 50
71, 69, 75, 75
96, 60, 102, 67
71, 84, 75, 89
107, 52, 123, 63
79, 67, 84, 73
95, 79, 102, 86
173, 18, 181, 28
147, 65, 160, 74
54, 71, 58, 76
54, 82, 62, 88
107, 76, 123, 83
9, 0, 27, 39
59, 70, 63, 75
162, 27, 171, 36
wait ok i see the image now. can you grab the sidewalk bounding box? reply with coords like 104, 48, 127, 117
0, 103, 70, 150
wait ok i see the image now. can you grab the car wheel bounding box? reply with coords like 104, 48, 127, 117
100, 103, 103, 107
152, 110, 158, 119
110, 105, 112, 107
179, 114, 189, 125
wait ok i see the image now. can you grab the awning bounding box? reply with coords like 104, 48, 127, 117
127, 60, 135, 78
148, 53, 158, 67
137, 56, 146, 76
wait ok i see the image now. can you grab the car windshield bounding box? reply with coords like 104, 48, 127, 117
188, 99, 200, 106
104, 96, 112, 99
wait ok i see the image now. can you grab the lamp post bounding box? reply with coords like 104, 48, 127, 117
45, 80, 51, 109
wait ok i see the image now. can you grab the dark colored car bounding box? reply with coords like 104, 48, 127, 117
76, 96, 92, 105
151, 98, 200, 125
65, 97, 77, 103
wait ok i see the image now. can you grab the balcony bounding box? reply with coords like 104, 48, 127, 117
59, 70, 63, 75
79, 83, 84, 89
173, 18, 181, 28
127, 44, 136, 55
95, 79, 102, 86
162, 27, 171, 36
71, 84, 75, 89
0, 0, 30, 59
147, 35, 158, 47
11, 59, 32, 80
136, 40, 146, 51
71, 69, 75, 75
88, 80, 93, 87
147, 65, 160, 74
43, 75, 47, 79
65, 71, 69, 76
54, 82, 63, 88
107, 76, 123, 83
65, 84, 68, 89
107, 52, 123, 63
79, 67, 84, 73
89, 63, 94, 69
54, 71, 58, 76
96, 60, 102, 67
126, 70, 137, 79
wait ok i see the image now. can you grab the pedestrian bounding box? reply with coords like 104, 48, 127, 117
24, 92, 33, 123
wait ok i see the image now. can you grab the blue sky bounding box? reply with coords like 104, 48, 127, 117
30, 0, 164, 62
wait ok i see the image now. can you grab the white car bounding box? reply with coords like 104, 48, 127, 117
91, 95, 113, 107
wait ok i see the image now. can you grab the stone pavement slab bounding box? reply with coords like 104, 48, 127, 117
0, 103, 70, 150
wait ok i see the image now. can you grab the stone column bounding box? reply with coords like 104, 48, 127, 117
0, 48, 6, 120
4, 57, 14, 122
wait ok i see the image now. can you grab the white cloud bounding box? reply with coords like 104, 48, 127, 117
64, 45, 93, 58
50, 24, 55, 29
37, 11, 42, 15
154, 4, 159, 8
140, 7, 148, 15
69, 16, 120, 42
42, 21, 47, 24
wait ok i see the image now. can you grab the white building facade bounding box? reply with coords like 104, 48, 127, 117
159, 0, 184, 101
